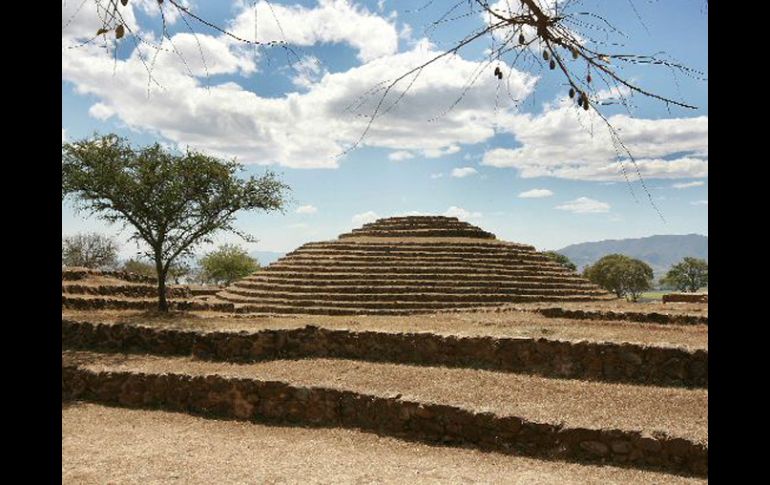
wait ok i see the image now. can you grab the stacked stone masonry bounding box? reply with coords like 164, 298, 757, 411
216, 216, 612, 315
62, 320, 707, 388
61, 359, 707, 477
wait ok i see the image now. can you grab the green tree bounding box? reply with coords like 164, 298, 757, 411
62, 232, 119, 269
62, 134, 289, 311
583, 254, 653, 302
198, 244, 260, 286
542, 251, 577, 272
120, 258, 155, 278
661, 257, 708, 292
121, 258, 190, 284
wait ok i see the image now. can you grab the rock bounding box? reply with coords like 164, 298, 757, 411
610, 440, 632, 454
619, 351, 643, 366
580, 440, 609, 456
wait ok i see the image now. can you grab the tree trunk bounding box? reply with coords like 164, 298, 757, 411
155, 255, 169, 312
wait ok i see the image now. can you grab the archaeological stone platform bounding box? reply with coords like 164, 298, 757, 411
216, 216, 612, 315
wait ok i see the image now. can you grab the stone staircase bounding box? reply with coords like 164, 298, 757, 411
215, 216, 613, 315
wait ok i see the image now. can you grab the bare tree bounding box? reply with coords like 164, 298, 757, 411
64, 1, 706, 218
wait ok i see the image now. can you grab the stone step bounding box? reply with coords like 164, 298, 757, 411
263, 265, 575, 276
339, 229, 497, 239
222, 288, 608, 303
240, 273, 594, 285
216, 292, 509, 309
61, 284, 190, 299
63, 403, 705, 485
62, 351, 708, 477
230, 281, 600, 293
358, 220, 477, 230
278, 255, 565, 268
62, 319, 708, 388
61, 295, 234, 312
300, 241, 535, 251
216, 292, 609, 309
287, 248, 546, 260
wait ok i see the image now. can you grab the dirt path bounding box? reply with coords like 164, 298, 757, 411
63, 403, 706, 485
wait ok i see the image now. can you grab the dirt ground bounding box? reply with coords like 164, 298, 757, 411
63, 309, 708, 350
63, 403, 706, 485
66, 350, 708, 443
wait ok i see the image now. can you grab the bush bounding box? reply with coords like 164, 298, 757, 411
661, 257, 708, 292
542, 251, 577, 271
198, 244, 260, 286
583, 254, 653, 302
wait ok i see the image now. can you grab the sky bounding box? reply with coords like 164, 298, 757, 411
62, 0, 708, 258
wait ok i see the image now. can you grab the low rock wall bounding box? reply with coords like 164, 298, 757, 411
62, 320, 707, 388
61, 365, 707, 477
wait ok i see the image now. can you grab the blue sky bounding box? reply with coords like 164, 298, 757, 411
62, 0, 708, 257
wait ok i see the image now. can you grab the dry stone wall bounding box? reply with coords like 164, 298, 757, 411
217, 216, 612, 315
62, 320, 707, 388
663, 294, 708, 304
61, 364, 708, 477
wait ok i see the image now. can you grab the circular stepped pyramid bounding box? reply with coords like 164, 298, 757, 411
217, 216, 613, 315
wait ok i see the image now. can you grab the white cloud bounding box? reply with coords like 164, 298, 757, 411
152, 32, 258, 77
555, 197, 610, 214
518, 188, 553, 198
229, 0, 399, 63
451, 167, 478, 178
63, 26, 537, 169
62, 128, 67, 143
423, 145, 460, 158
444, 206, 482, 220
388, 150, 415, 161
352, 211, 378, 225
430, 173, 443, 179
690, 200, 708, 205
481, 94, 708, 181
295, 205, 318, 214
672, 181, 705, 189
88, 103, 115, 121
292, 56, 325, 90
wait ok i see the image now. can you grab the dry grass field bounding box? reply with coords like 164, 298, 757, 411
63, 403, 705, 485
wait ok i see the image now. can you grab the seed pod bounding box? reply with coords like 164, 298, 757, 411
96, 28, 109, 36
497, 71, 503, 80
121, 0, 128, 6
569, 87, 575, 98
543, 50, 549, 61
549, 59, 556, 70
115, 24, 125, 39
518, 33, 525, 44
587, 74, 592, 83
576, 94, 583, 106
494, 66, 501, 77
583, 98, 589, 110
571, 48, 579, 60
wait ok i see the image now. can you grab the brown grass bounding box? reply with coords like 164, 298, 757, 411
62, 309, 708, 350
501, 300, 708, 316
66, 351, 707, 443
63, 403, 705, 485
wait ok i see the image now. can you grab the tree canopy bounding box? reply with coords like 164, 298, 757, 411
198, 244, 260, 286
542, 251, 577, 272
661, 257, 708, 293
62, 134, 290, 311
62, 232, 119, 269
583, 254, 653, 302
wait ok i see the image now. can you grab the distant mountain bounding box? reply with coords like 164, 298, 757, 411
555, 234, 708, 278
250, 251, 285, 266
